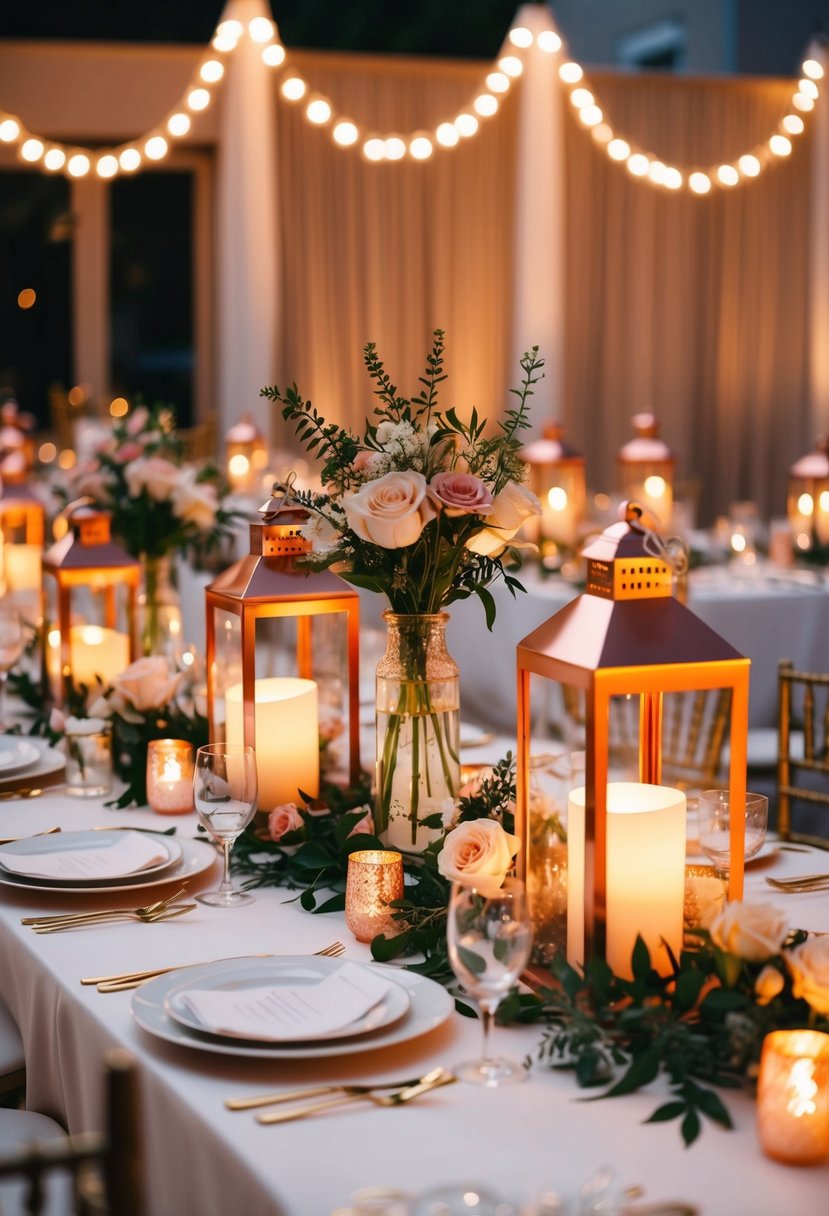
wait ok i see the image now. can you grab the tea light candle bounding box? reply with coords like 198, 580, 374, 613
757, 1030, 829, 1164
225, 677, 319, 810
345, 850, 404, 942
146, 739, 195, 815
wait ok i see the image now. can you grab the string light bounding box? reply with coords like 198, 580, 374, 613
248, 17, 275, 44
689, 172, 712, 194
435, 122, 460, 148
306, 98, 332, 125
509, 27, 534, 49
43, 148, 65, 171
167, 113, 191, 137
803, 58, 824, 79
783, 114, 805, 135
473, 94, 499, 117
0, 119, 20, 142
96, 154, 119, 178
537, 31, 562, 54
281, 77, 306, 101
332, 120, 359, 146
144, 136, 168, 160
716, 164, 739, 186
187, 88, 211, 112
409, 135, 433, 160
262, 44, 286, 67
119, 148, 141, 172
20, 138, 43, 162
200, 60, 224, 84
455, 113, 479, 138
498, 56, 523, 78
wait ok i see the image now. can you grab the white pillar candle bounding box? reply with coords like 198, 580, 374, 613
225, 677, 319, 810
47, 625, 130, 692
3, 542, 42, 592
567, 782, 686, 979
758, 1030, 829, 1164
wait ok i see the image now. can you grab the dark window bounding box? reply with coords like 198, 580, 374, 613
110, 171, 194, 425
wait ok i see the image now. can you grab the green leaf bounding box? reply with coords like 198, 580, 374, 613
694, 1087, 734, 1129
457, 945, 487, 975
701, 987, 749, 1013
472, 583, 497, 631
674, 968, 707, 1012
313, 892, 346, 914
454, 998, 478, 1018
337, 571, 387, 594
645, 1100, 688, 1124
631, 935, 652, 980
291, 843, 334, 871
603, 1046, 661, 1098
299, 889, 317, 911
370, 930, 411, 961
681, 1107, 701, 1147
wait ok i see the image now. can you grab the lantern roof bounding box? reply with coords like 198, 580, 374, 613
618, 413, 675, 464
42, 504, 139, 572
225, 414, 263, 444
521, 420, 584, 465
790, 437, 829, 479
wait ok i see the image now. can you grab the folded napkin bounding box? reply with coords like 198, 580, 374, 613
179, 961, 394, 1040
0, 743, 36, 770
0, 832, 168, 880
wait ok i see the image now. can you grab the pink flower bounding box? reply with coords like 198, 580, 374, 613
268, 803, 305, 841
428, 472, 493, 517
114, 442, 143, 463
342, 470, 435, 549
126, 406, 150, 437
49, 707, 66, 733
353, 450, 381, 475
125, 456, 180, 502
110, 656, 182, 712
348, 806, 375, 838
437, 818, 520, 897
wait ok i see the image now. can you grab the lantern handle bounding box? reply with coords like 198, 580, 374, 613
259, 472, 300, 522
621, 501, 688, 575
61, 496, 96, 520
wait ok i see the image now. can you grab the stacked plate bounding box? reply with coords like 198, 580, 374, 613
0, 829, 217, 894
0, 736, 64, 792
132, 955, 454, 1060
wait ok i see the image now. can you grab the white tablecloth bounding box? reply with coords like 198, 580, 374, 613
1, 792, 828, 1215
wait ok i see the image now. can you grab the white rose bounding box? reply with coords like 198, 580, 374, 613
171, 471, 218, 531
125, 455, 180, 502
709, 901, 789, 962
110, 656, 183, 712
342, 470, 435, 549
786, 937, 829, 1015
437, 818, 520, 897
465, 481, 541, 557
301, 512, 341, 553
754, 964, 785, 1006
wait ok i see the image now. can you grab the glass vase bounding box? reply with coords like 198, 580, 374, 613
140, 554, 182, 657
375, 612, 460, 853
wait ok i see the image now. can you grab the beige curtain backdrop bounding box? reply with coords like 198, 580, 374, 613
563, 73, 811, 523
272, 50, 518, 442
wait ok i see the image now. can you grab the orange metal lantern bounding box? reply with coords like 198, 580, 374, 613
788, 438, 829, 554
521, 421, 586, 553
0, 453, 46, 608
41, 504, 140, 700
618, 413, 676, 527
515, 505, 750, 975
205, 481, 360, 812
225, 415, 269, 496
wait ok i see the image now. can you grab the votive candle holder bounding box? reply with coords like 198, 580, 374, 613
757, 1029, 829, 1165
146, 739, 195, 815
345, 850, 404, 942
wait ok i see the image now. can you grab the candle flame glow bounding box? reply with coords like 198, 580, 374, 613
787, 1058, 819, 1118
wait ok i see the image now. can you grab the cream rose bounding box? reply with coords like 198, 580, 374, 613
709, 901, 789, 962
171, 471, 218, 531
786, 937, 829, 1015
268, 803, 305, 841
110, 656, 182, 712
465, 481, 541, 557
125, 455, 180, 502
342, 470, 435, 549
437, 818, 520, 897
754, 964, 785, 1006
428, 472, 493, 517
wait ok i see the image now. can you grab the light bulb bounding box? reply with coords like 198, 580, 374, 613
794, 92, 815, 112
20, 138, 44, 162
509, 26, 534, 48
332, 120, 359, 146
607, 138, 630, 161
579, 104, 602, 127
498, 55, 523, 78
248, 17, 275, 43
717, 164, 739, 186
43, 148, 66, 171
213, 32, 238, 52
770, 134, 792, 156
216, 19, 243, 42
96, 154, 119, 178
570, 88, 594, 108
144, 136, 168, 161
689, 171, 712, 194
663, 167, 683, 190
799, 78, 819, 99
547, 487, 568, 511
67, 153, 91, 177
798, 492, 814, 515
783, 114, 805, 135
436, 122, 460, 147
474, 94, 499, 118
200, 59, 224, 84
0, 119, 20, 143
281, 77, 307, 101
188, 88, 211, 112
167, 113, 191, 137
559, 62, 584, 84
803, 58, 825, 80
537, 30, 562, 54
486, 71, 510, 93
262, 44, 286, 67
738, 153, 761, 177
648, 160, 667, 185
383, 137, 406, 161
119, 148, 141, 172
409, 136, 433, 160
306, 98, 332, 125
591, 123, 613, 144
454, 113, 479, 138
363, 138, 385, 162
626, 153, 649, 177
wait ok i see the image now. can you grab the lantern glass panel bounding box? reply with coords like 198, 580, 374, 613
43, 575, 134, 697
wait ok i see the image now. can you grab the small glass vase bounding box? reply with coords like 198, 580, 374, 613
140, 554, 182, 657
375, 612, 460, 853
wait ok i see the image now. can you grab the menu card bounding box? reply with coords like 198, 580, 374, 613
0, 833, 168, 880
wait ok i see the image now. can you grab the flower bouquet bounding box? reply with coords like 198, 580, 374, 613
262, 331, 543, 848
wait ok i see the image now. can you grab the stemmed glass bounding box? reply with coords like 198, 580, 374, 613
0, 609, 25, 732
193, 743, 258, 907
447, 878, 533, 1087
698, 789, 769, 879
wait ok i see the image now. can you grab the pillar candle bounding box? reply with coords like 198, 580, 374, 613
567, 782, 686, 978
47, 625, 130, 691
225, 676, 319, 810
3, 543, 42, 592
758, 1030, 829, 1165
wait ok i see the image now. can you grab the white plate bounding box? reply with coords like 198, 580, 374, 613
133, 958, 453, 1060
0, 830, 184, 887
163, 956, 411, 1044
685, 840, 780, 868
0, 738, 41, 776
0, 736, 64, 792
0, 836, 216, 895
459, 723, 495, 749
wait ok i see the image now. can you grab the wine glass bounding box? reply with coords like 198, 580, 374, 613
0, 608, 25, 731
698, 789, 768, 879
193, 743, 258, 907
446, 878, 533, 1087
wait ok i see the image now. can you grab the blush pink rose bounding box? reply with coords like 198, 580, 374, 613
348, 807, 376, 838
125, 455, 180, 502
428, 472, 493, 517
342, 470, 435, 549
126, 406, 150, 437
110, 656, 182, 712
115, 442, 143, 463
268, 803, 305, 841
437, 818, 520, 897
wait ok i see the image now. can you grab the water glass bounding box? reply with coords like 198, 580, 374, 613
65, 724, 112, 797
698, 789, 768, 877
193, 743, 257, 907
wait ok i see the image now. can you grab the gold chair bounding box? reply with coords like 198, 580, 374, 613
778, 659, 829, 840
0, 1050, 143, 1215
179, 417, 217, 463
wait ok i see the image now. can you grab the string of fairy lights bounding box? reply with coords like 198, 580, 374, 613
0, 11, 823, 193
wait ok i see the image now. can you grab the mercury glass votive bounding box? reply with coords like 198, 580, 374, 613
757, 1029, 829, 1165
146, 739, 195, 815
345, 850, 404, 942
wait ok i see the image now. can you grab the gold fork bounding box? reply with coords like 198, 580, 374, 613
21, 887, 189, 928
765, 874, 829, 892
91, 941, 346, 992
32, 904, 197, 934
0, 826, 61, 845
256, 1069, 456, 1124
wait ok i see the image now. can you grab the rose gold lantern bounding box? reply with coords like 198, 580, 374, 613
788, 438, 829, 554
205, 480, 361, 812
515, 505, 750, 976
225, 415, 269, 496
521, 421, 586, 553
0, 452, 46, 605
618, 413, 676, 527
41, 503, 140, 701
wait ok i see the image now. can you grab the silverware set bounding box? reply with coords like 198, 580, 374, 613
21, 888, 196, 933
82, 941, 346, 991
765, 872, 829, 893
228, 1067, 456, 1125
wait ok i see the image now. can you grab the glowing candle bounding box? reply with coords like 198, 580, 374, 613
146, 739, 195, 815
758, 1030, 829, 1164
3, 543, 42, 593
345, 849, 403, 942
567, 782, 686, 978
46, 625, 130, 693
225, 677, 319, 810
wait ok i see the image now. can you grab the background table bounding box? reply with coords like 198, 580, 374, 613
1, 791, 828, 1214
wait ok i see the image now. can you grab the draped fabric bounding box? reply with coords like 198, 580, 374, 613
273, 50, 519, 442
563, 73, 811, 523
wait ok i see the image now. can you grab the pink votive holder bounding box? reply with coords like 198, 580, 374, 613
345, 849, 404, 942
146, 739, 195, 815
